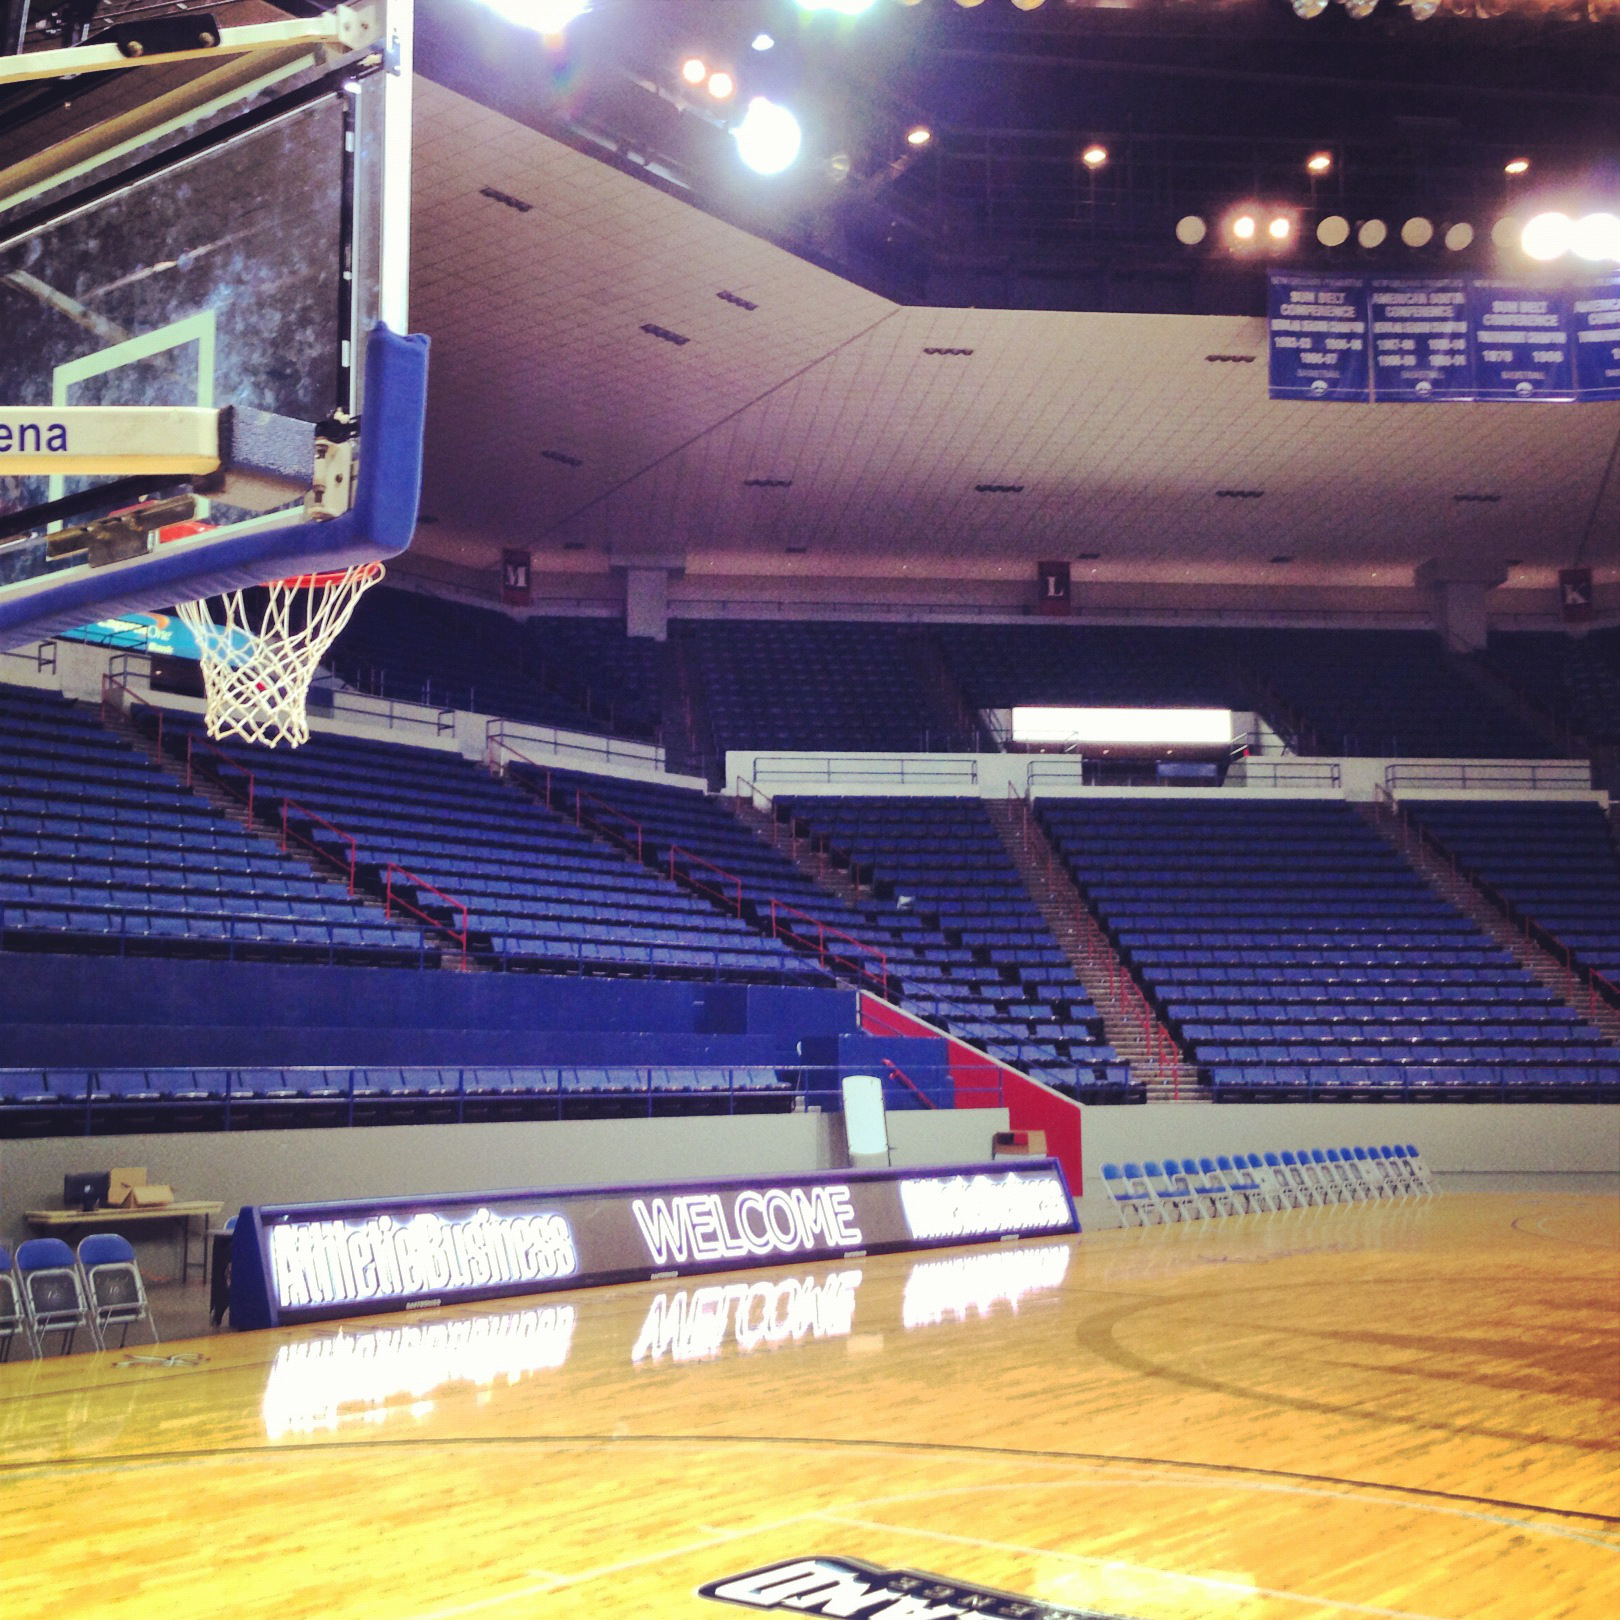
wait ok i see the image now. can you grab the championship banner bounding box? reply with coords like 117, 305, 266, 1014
1572, 274, 1620, 401
230, 1160, 1079, 1329
1368, 278, 1473, 401
1470, 282, 1575, 401
1267, 272, 1370, 401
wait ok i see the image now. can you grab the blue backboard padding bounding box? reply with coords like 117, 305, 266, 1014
0, 326, 428, 652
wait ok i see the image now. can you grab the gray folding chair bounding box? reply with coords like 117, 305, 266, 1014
0, 1245, 37, 1361
78, 1233, 160, 1349
16, 1237, 92, 1355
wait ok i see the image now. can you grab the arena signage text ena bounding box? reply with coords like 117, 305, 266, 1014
229, 1161, 1077, 1328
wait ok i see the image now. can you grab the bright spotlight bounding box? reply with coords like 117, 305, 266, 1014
733, 97, 803, 177
1444, 221, 1474, 251
1232, 213, 1257, 241
1491, 216, 1520, 249
680, 56, 707, 85
752, 33, 775, 51
1175, 215, 1207, 245
1290, 0, 1329, 14
1401, 0, 1441, 16
707, 71, 735, 100
1341, 0, 1380, 17
1521, 211, 1572, 262
1011, 0, 1048, 10
1268, 215, 1292, 242
1504, 158, 1530, 177
1317, 215, 1350, 247
1357, 218, 1387, 248
481, 0, 590, 36
1081, 144, 1109, 170
1572, 212, 1620, 263
906, 126, 932, 147
1306, 151, 1332, 176
1401, 216, 1434, 247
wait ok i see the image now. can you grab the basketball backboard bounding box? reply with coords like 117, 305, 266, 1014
0, 0, 424, 653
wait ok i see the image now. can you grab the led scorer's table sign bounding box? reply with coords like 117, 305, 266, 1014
229, 1161, 1077, 1328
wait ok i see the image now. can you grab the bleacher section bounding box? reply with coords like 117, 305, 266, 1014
939, 624, 1236, 710
165, 720, 814, 983
330, 591, 663, 740
686, 620, 969, 756
778, 796, 1131, 1100
1479, 629, 1620, 746
1230, 629, 1552, 758
1406, 800, 1620, 989
1037, 797, 1619, 1101
0, 685, 428, 964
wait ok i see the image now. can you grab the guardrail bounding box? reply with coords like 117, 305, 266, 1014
487, 717, 665, 774
281, 799, 358, 895
574, 788, 644, 862
99, 672, 164, 758
311, 684, 455, 737
747, 753, 983, 792
185, 731, 256, 820
384, 864, 469, 972
1384, 760, 1594, 794
1, 639, 57, 675
669, 846, 743, 916
1231, 758, 1344, 789
768, 898, 889, 992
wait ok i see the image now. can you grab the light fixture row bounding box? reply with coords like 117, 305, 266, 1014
1175, 209, 1620, 263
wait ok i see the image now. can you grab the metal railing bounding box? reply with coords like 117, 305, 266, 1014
1, 640, 57, 675
487, 716, 665, 774
384, 864, 470, 972
1231, 758, 1344, 789
281, 799, 358, 895
1385, 759, 1594, 794
768, 898, 888, 992
669, 846, 744, 916
310, 683, 455, 737
99, 672, 164, 758
186, 731, 255, 821
747, 753, 983, 792
574, 788, 644, 862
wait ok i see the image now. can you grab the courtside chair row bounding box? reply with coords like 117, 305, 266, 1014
0, 1234, 158, 1359
1101, 1145, 1434, 1225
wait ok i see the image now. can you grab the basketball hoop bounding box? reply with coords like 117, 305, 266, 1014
175, 562, 385, 748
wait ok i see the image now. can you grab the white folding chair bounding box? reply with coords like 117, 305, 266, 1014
77, 1233, 160, 1349
16, 1238, 92, 1355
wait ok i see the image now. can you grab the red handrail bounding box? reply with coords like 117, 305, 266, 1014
186, 732, 255, 821
879, 1057, 936, 1110
281, 798, 358, 895
768, 898, 888, 991
486, 729, 555, 807
669, 845, 744, 916
384, 863, 469, 971
575, 788, 642, 862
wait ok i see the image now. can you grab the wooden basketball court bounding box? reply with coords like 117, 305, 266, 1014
1, 1190, 1615, 1620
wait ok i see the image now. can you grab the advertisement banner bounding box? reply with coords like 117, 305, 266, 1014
1267, 273, 1370, 401
1469, 282, 1576, 401
1368, 278, 1474, 400
231, 1160, 1079, 1329
1572, 274, 1620, 401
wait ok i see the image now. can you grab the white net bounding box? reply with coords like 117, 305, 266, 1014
176, 562, 384, 748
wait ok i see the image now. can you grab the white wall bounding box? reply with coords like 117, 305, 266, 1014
1075, 1100, 1620, 1228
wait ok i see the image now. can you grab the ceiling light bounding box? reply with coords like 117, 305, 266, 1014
1341, 0, 1380, 17
1504, 158, 1530, 177
1231, 213, 1257, 241
1443, 221, 1474, 251
707, 70, 735, 100
1175, 215, 1207, 245
1317, 215, 1350, 247
1080, 144, 1109, 170
752, 33, 775, 51
1401, 216, 1434, 247
733, 97, 803, 177
680, 56, 707, 85
1402, 0, 1441, 16
1357, 218, 1387, 248
1306, 151, 1332, 176
907, 126, 932, 147
481, 0, 590, 36
1268, 215, 1292, 242
1521, 211, 1572, 262
1491, 215, 1520, 248
1571, 212, 1620, 264
1290, 0, 1330, 14
1011, 0, 1047, 10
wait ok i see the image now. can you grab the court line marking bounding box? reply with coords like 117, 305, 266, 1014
819, 1512, 1453, 1620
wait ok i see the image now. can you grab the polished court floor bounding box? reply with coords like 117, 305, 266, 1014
2, 1190, 1616, 1620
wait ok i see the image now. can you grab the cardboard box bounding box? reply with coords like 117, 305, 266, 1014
108, 1167, 148, 1207
129, 1184, 175, 1208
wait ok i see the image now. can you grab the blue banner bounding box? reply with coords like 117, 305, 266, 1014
1267, 273, 1369, 401
1469, 282, 1576, 401
61, 608, 201, 659
1369, 279, 1474, 401
1572, 274, 1620, 401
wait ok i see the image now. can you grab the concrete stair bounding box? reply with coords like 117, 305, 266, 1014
1358, 796, 1620, 1048
985, 797, 1199, 1099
